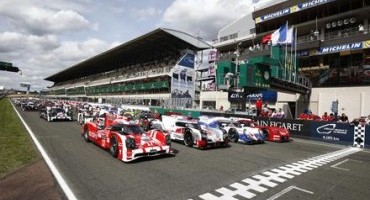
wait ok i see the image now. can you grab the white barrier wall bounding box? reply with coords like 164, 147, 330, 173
310, 86, 370, 121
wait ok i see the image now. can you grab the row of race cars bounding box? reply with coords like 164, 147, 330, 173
14, 98, 291, 163
80, 110, 291, 162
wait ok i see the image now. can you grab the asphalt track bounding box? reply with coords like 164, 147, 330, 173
17, 107, 370, 200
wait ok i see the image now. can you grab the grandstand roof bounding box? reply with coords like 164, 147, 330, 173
45, 28, 212, 83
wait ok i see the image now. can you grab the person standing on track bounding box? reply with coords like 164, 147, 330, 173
256, 97, 263, 117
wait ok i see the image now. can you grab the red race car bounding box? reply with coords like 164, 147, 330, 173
259, 124, 290, 142
82, 114, 173, 162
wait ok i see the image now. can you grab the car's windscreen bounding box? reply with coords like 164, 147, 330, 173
151, 123, 164, 130
115, 124, 145, 134
52, 108, 65, 113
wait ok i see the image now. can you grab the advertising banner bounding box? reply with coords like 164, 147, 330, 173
255, 0, 336, 24
170, 53, 195, 108
253, 117, 311, 137
246, 90, 277, 103
228, 91, 246, 103
310, 122, 354, 145
319, 42, 362, 54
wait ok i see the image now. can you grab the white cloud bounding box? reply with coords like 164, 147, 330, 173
0, 31, 119, 90
130, 7, 163, 21
0, 1, 96, 35
161, 0, 257, 40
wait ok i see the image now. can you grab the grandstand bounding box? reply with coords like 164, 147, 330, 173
45, 28, 212, 108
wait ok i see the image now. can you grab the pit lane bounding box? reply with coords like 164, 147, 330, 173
16, 107, 370, 200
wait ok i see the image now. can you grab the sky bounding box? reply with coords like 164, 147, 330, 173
0, 0, 274, 91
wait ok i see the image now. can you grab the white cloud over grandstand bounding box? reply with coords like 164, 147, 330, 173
0, 0, 273, 91
0, 0, 97, 35
161, 0, 274, 41
130, 7, 163, 21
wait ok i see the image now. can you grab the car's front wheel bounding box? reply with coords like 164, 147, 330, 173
110, 136, 119, 158
83, 128, 90, 142
183, 131, 193, 147
229, 129, 239, 143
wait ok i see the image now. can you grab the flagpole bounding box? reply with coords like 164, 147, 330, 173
294, 26, 297, 83
284, 21, 288, 80
290, 26, 293, 82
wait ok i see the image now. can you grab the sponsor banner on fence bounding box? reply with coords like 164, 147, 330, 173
253, 117, 311, 137
310, 122, 354, 145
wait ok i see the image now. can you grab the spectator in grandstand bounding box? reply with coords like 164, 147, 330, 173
271, 109, 278, 118
219, 106, 224, 111
338, 113, 349, 123
321, 112, 331, 121
366, 115, 370, 124
277, 108, 285, 118
256, 97, 263, 117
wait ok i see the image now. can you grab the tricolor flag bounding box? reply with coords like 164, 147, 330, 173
271, 24, 293, 46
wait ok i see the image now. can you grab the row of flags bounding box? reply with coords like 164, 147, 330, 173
262, 23, 294, 46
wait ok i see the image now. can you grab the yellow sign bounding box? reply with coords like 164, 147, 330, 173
290, 5, 300, 13
363, 40, 370, 49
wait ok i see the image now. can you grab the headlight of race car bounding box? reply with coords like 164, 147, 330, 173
125, 138, 136, 149
165, 134, 171, 145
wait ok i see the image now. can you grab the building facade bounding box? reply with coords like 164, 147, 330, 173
198, 0, 370, 120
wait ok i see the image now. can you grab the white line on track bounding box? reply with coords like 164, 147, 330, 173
11, 100, 77, 200
195, 147, 361, 200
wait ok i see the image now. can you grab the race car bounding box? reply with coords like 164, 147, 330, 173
77, 108, 94, 125
21, 101, 38, 111
82, 114, 172, 162
162, 115, 229, 149
224, 118, 265, 144
258, 124, 290, 142
40, 107, 73, 122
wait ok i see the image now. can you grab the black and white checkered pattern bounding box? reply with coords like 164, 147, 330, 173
353, 125, 365, 148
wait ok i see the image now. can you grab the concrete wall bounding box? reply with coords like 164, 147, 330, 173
310, 86, 370, 121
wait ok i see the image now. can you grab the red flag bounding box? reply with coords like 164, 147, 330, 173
262, 34, 272, 44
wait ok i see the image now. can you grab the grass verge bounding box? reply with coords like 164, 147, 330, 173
0, 98, 38, 178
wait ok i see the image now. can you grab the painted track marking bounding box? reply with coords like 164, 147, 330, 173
330, 158, 363, 171
11, 100, 77, 200
194, 147, 361, 200
266, 185, 313, 200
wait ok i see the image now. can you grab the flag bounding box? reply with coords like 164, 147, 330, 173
271, 24, 293, 45
262, 34, 271, 44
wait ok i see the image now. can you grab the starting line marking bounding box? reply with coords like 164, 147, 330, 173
330, 159, 363, 171
11, 100, 77, 200
194, 147, 361, 200
266, 185, 314, 200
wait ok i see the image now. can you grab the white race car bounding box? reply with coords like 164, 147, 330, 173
162, 115, 229, 149
224, 118, 265, 144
